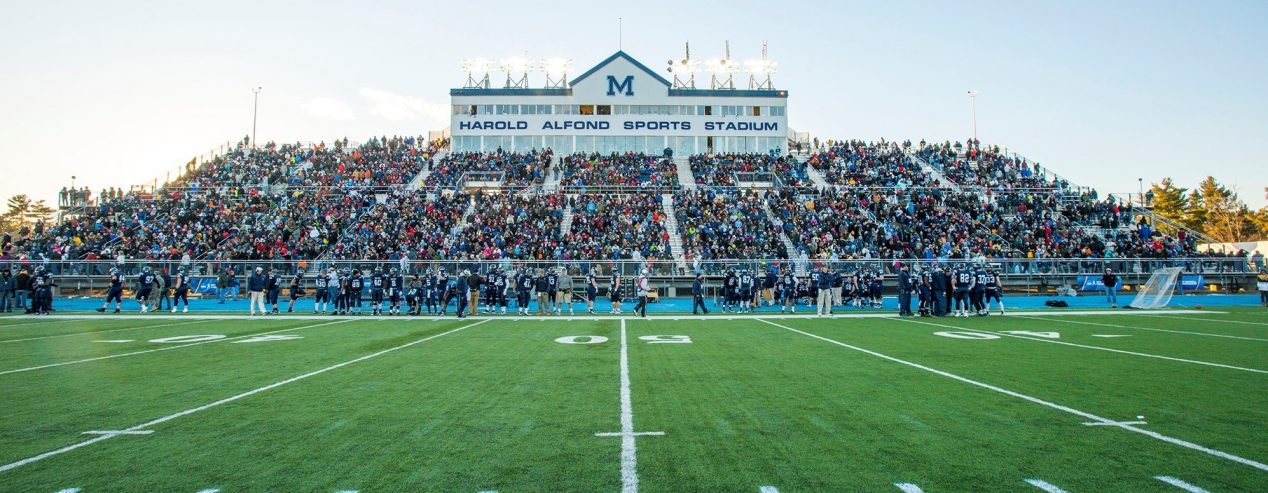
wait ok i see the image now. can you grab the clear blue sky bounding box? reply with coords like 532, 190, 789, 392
1, 0, 1264, 208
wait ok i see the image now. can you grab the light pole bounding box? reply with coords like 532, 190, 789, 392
1138, 177, 1144, 207
967, 90, 978, 143
251, 86, 263, 149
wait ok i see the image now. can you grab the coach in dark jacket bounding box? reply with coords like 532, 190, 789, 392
1101, 269, 1119, 308
897, 265, 913, 316
691, 273, 709, 315
931, 267, 948, 316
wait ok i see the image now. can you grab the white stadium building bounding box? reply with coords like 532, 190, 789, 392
449, 50, 789, 156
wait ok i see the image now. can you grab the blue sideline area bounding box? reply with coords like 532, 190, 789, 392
11, 293, 1263, 314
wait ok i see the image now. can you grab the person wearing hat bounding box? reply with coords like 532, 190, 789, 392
633, 268, 650, 318
897, 264, 913, 316
1101, 268, 1119, 308
691, 271, 709, 315
247, 266, 268, 315
816, 264, 834, 317
1256, 268, 1268, 307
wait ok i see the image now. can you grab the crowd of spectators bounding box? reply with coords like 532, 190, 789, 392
563, 193, 672, 260
560, 153, 679, 188
688, 153, 810, 188
426, 149, 552, 188
806, 140, 938, 189
448, 191, 565, 260
674, 189, 787, 261
326, 190, 469, 261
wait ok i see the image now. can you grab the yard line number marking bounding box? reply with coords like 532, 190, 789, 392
756, 318, 1268, 473
0, 320, 489, 474
901, 318, 1268, 374
0, 320, 349, 377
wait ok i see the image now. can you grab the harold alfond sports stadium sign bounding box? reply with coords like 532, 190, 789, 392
457, 120, 780, 132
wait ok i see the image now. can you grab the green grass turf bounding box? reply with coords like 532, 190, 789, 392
0, 309, 1265, 491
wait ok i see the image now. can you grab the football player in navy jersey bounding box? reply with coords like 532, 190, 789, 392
387, 267, 404, 315
917, 267, 934, 317
172, 268, 191, 313
952, 265, 975, 317
780, 269, 798, 313
97, 268, 125, 313
984, 266, 1005, 315
971, 264, 990, 316
349, 269, 365, 315
435, 268, 450, 315
369, 267, 386, 315
584, 268, 598, 315
286, 270, 305, 313
31, 266, 55, 315
516, 268, 534, 315
722, 268, 738, 313
314, 268, 330, 314
407, 274, 422, 316
136, 267, 157, 313
608, 270, 622, 315
266, 268, 283, 314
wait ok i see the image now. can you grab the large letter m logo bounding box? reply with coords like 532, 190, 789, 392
606, 75, 634, 96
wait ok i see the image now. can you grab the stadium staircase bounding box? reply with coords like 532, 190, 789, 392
673, 157, 697, 190
542, 166, 562, 193
906, 149, 961, 192
803, 164, 832, 189
660, 193, 689, 272
560, 197, 574, 236
407, 147, 447, 190
762, 201, 807, 276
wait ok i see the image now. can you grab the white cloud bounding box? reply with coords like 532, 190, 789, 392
301, 97, 355, 121
359, 88, 448, 126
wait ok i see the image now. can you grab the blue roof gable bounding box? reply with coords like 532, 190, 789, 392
569, 51, 672, 88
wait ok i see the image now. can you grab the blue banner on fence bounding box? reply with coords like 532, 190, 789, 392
1077, 275, 1203, 291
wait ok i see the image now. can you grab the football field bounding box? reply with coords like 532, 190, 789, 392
1, 308, 1265, 492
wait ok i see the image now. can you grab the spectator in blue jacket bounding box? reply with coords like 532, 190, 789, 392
248, 267, 268, 315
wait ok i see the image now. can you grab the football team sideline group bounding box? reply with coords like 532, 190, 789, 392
84, 260, 1006, 318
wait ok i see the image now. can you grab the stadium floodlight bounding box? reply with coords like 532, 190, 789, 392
746, 42, 778, 90
461, 58, 493, 89
542, 57, 573, 89
667, 42, 702, 89
501, 56, 532, 89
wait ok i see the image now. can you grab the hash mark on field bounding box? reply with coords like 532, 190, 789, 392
0, 320, 351, 376
1090, 334, 1131, 338
0, 320, 489, 474
1083, 420, 1146, 426
759, 487, 779, 493
894, 483, 924, 493
95, 339, 135, 343
195, 489, 221, 493
1025, 479, 1069, 492
899, 318, 1268, 374
53, 489, 81, 493
1155, 476, 1211, 492
595, 431, 664, 437
757, 319, 1268, 473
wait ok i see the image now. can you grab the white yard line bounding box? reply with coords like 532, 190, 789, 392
0, 319, 488, 474
620, 319, 638, 493
756, 318, 1268, 473
897, 318, 1268, 374
0, 320, 352, 377
1024, 479, 1069, 492
1144, 314, 1268, 327
0, 319, 217, 345
1154, 476, 1211, 492
1014, 315, 1268, 342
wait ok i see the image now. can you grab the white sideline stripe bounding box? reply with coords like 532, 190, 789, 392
755, 318, 1268, 473
0, 319, 81, 328
759, 487, 780, 493
1016, 315, 1268, 342
595, 431, 665, 437
1155, 476, 1211, 492
0, 320, 352, 376
83, 430, 153, 435
20, 308, 1213, 323
894, 483, 924, 493
0, 319, 488, 474
1082, 420, 1146, 426
619, 319, 638, 493
0, 319, 216, 345
898, 318, 1268, 374
1025, 479, 1069, 492
1146, 314, 1268, 326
